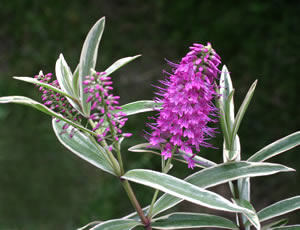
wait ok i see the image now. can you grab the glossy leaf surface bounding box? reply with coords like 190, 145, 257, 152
151, 161, 293, 217
79, 17, 105, 115
52, 119, 115, 175
248, 131, 300, 162
151, 212, 238, 229
123, 169, 254, 214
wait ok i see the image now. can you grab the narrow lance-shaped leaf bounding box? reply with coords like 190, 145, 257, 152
72, 64, 80, 98
0, 96, 95, 136
150, 161, 294, 218
13, 76, 76, 101
79, 17, 105, 115
271, 225, 300, 230
55, 53, 74, 95
151, 212, 238, 230
248, 131, 300, 162
129, 143, 216, 169
123, 169, 254, 215
55, 54, 84, 115
52, 119, 116, 176
91, 219, 142, 230
233, 199, 260, 230
229, 80, 257, 149
261, 219, 288, 230
256, 196, 300, 224
217, 65, 235, 148
104, 55, 141, 76
120, 100, 161, 116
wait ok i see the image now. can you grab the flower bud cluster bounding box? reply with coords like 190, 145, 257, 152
83, 72, 131, 143
148, 43, 221, 169
34, 72, 81, 137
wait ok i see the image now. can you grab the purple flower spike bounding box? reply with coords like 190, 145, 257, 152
83, 72, 130, 142
148, 43, 221, 169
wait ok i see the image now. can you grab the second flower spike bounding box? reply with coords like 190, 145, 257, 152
148, 43, 221, 169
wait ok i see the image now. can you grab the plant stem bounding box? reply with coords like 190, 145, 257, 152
100, 92, 125, 175
122, 180, 150, 229
147, 189, 159, 220
233, 180, 245, 230
88, 119, 121, 175
147, 146, 176, 219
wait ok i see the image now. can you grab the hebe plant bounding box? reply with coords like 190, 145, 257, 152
1, 17, 299, 230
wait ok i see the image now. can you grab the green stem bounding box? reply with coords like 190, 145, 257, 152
233, 180, 245, 230
88, 119, 121, 176
147, 146, 176, 219
100, 92, 125, 175
122, 180, 150, 229
147, 189, 159, 220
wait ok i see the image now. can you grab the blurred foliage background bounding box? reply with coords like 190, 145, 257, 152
0, 0, 299, 229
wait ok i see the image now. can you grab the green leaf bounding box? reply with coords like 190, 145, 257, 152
271, 225, 300, 230
151, 161, 294, 217
225, 89, 235, 132
151, 212, 238, 229
79, 17, 105, 115
13, 76, 75, 101
248, 131, 300, 162
52, 119, 116, 175
217, 65, 235, 148
128, 143, 216, 169
120, 100, 161, 116
261, 219, 288, 230
77, 221, 102, 230
0, 96, 95, 136
123, 169, 254, 215
104, 55, 141, 76
73, 64, 80, 98
257, 196, 300, 223
55, 53, 74, 95
233, 199, 260, 230
229, 80, 257, 149
91, 219, 142, 230
238, 177, 251, 226
223, 135, 241, 162
55, 54, 84, 115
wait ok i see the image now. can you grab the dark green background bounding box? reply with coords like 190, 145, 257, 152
0, 1, 299, 229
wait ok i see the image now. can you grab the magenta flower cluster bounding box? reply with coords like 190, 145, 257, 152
83, 72, 131, 143
148, 43, 221, 169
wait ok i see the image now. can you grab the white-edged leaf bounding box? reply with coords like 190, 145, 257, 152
257, 196, 300, 223
120, 100, 161, 116
151, 212, 238, 229
230, 80, 257, 148
0, 96, 95, 136
128, 143, 216, 169
233, 199, 260, 230
123, 169, 254, 215
151, 161, 294, 217
91, 219, 142, 230
217, 65, 234, 148
52, 119, 116, 175
271, 225, 300, 230
248, 131, 300, 162
55, 54, 84, 115
13, 76, 75, 101
55, 53, 74, 95
79, 17, 105, 115
73, 64, 80, 98
261, 219, 288, 230
77, 221, 102, 230
238, 177, 251, 226
104, 55, 141, 76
